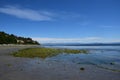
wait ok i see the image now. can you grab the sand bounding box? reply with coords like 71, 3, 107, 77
0, 46, 120, 80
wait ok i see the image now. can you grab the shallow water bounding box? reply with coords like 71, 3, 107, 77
43, 46, 120, 72
44, 45, 120, 50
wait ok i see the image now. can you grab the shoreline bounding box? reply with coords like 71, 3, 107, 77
0, 46, 120, 80
0, 44, 40, 47
0, 45, 39, 56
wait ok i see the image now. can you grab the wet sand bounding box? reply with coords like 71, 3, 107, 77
0, 46, 120, 80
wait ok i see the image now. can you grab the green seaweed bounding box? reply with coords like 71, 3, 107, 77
12, 47, 88, 58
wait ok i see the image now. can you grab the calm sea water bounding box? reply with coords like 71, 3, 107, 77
43, 46, 120, 72
43, 45, 120, 50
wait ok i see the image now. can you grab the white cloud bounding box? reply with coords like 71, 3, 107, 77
0, 6, 53, 21
32, 37, 113, 43
0, 5, 83, 21
32, 37, 120, 43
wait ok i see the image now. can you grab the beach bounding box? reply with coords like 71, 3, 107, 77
0, 45, 120, 80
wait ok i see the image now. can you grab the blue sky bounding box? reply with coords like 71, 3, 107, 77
0, 0, 120, 43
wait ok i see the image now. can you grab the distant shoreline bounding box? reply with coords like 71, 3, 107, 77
42, 44, 120, 46
0, 44, 40, 47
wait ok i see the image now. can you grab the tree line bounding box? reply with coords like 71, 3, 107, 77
0, 31, 40, 45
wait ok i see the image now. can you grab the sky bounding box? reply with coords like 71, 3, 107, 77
0, 0, 120, 43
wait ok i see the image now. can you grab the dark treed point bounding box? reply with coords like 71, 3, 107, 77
0, 31, 40, 45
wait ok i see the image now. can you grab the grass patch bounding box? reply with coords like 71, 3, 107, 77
12, 47, 88, 58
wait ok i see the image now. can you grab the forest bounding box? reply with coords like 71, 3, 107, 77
0, 31, 40, 45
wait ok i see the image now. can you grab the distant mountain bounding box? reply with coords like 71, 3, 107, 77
42, 42, 120, 46
0, 31, 40, 45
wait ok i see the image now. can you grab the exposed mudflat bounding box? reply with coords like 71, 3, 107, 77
0, 46, 120, 80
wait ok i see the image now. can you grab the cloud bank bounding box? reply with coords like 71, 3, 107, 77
32, 37, 120, 43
